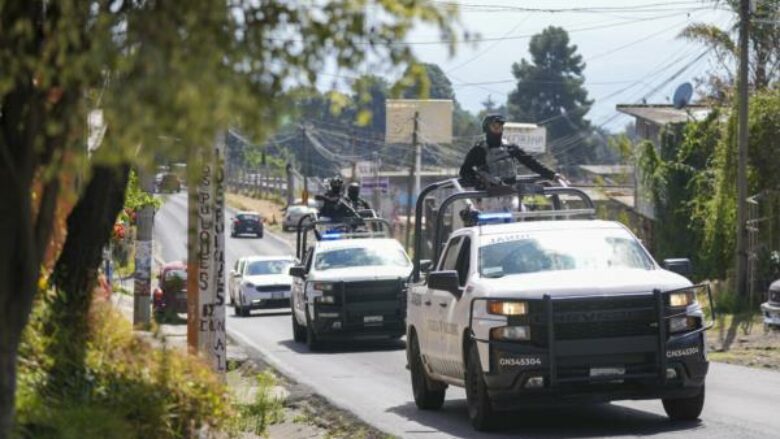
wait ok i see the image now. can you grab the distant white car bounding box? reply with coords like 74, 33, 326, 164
282, 205, 318, 232
230, 255, 296, 317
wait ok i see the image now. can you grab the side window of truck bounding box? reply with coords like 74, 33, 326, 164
439, 236, 463, 271
455, 237, 471, 286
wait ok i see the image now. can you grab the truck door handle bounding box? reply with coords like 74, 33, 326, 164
438, 302, 448, 308
423, 300, 432, 306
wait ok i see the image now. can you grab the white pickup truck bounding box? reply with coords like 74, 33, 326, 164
406, 180, 711, 431
289, 214, 411, 350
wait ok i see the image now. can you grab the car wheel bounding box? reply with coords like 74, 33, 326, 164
292, 309, 306, 343
409, 333, 446, 410
234, 304, 242, 316
258, 232, 263, 238
465, 343, 497, 431
305, 311, 321, 351
662, 386, 705, 421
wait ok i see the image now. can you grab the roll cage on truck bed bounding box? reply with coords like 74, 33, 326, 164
406, 175, 716, 431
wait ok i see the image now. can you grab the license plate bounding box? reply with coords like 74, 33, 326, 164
364, 315, 383, 324
271, 292, 285, 299
590, 367, 625, 377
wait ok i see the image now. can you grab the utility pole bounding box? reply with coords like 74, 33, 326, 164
736, 0, 750, 297
186, 133, 227, 374
133, 168, 154, 327
301, 125, 309, 205
405, 111, 419, 251
372, 151, 381, 215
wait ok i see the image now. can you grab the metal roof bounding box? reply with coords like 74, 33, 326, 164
616, 104, 712, 125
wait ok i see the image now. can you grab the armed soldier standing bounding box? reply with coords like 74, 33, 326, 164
345, 182, 371, 211
316, 177, 361, 220
459, 114, 568, 188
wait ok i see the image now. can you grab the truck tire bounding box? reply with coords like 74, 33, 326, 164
466, 343, 497, 431
292, 311, 306, 343
305, 311, 321, 351
662, 386, 705, 421
409, 334, 445, 410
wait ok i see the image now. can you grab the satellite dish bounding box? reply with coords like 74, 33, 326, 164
672, 82, 693, 109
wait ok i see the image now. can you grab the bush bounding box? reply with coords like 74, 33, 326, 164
15, 296, 233, 439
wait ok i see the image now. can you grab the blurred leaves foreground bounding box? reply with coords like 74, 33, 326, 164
1, 1, 460, 436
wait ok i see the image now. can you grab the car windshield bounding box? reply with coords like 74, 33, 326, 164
315, 246, 410, 271
162, 269, 187, 289
237, 214, 260, 222
245, 260, 292, 276
479, 229, 654, 278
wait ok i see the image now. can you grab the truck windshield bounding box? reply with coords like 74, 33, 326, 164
315, 246, 410, 270
479, 229, 653, 277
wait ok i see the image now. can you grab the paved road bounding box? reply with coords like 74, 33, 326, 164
154, 193, 780, 439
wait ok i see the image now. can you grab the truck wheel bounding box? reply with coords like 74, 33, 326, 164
409, 334, 445, 410
305, 312, 321, 351
662, 386, 705, 421
466, 343, 497, 431
292, 311, 306, 343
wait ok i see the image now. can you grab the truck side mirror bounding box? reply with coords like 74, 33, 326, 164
289, 265, 306, 279
663, 258, 692, 278
428, 270, 461, 298
419, 259, 433, 273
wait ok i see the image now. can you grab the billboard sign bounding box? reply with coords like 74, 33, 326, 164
503, 122, 547, 154
385, 99, 453, 144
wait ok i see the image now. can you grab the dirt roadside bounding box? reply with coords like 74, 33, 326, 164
707, 313, 780, 371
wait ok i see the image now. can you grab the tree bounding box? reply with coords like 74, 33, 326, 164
0, 1, 457, 433
680, 0, 780, 98
507, 26, 594, 165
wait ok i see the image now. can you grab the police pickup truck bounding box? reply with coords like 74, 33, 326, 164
288, 212, 411, 350
405, 178, 713, 431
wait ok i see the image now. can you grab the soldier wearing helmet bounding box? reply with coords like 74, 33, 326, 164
316, 176, 361, 220
346, 182, 371, 211
459, 114, 568, 188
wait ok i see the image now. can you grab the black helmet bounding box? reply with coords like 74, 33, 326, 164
482, 114, 506, 133
347, 182, 360, 200
329, 177, 344, 194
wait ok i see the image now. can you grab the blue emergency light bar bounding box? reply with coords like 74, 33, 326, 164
477, 212, 513, 224
321, 232, 344, 240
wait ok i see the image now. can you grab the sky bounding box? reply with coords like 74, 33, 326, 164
388, 1, 734, 133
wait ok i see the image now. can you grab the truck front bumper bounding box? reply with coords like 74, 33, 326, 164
311, 302, 405, 341
761, 302, 780, 326
482, 333, 708, 410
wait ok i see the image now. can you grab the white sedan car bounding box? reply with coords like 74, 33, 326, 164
230, 255, 296, 317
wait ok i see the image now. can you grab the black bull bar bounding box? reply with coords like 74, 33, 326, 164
467, 284, 715, 387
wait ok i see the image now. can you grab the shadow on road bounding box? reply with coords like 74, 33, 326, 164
277, 338, 406, 355
387, 400, 702, 439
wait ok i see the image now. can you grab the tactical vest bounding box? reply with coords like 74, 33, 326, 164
482, 142, 517, 182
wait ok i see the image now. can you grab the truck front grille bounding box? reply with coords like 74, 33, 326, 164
530, 295, 658, 346
342, 279, 404, 304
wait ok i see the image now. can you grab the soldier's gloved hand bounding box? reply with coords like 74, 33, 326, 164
554, 173, 570, 187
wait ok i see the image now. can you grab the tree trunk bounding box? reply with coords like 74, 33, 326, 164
47, 164, 130, 395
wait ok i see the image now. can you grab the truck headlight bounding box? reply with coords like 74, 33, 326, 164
316, 295, 335, 304
487, 300, 528, 316
669, 290, 696, 308
309, 282, 334, 293
491, 326, 531, 341
243, 282, 255, 289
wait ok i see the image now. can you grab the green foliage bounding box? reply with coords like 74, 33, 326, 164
229, 372, 285, 435
638, 90, 780, 283
15, 297, 233, 439
507, 26, 593, 163
123, 170, 161, 212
